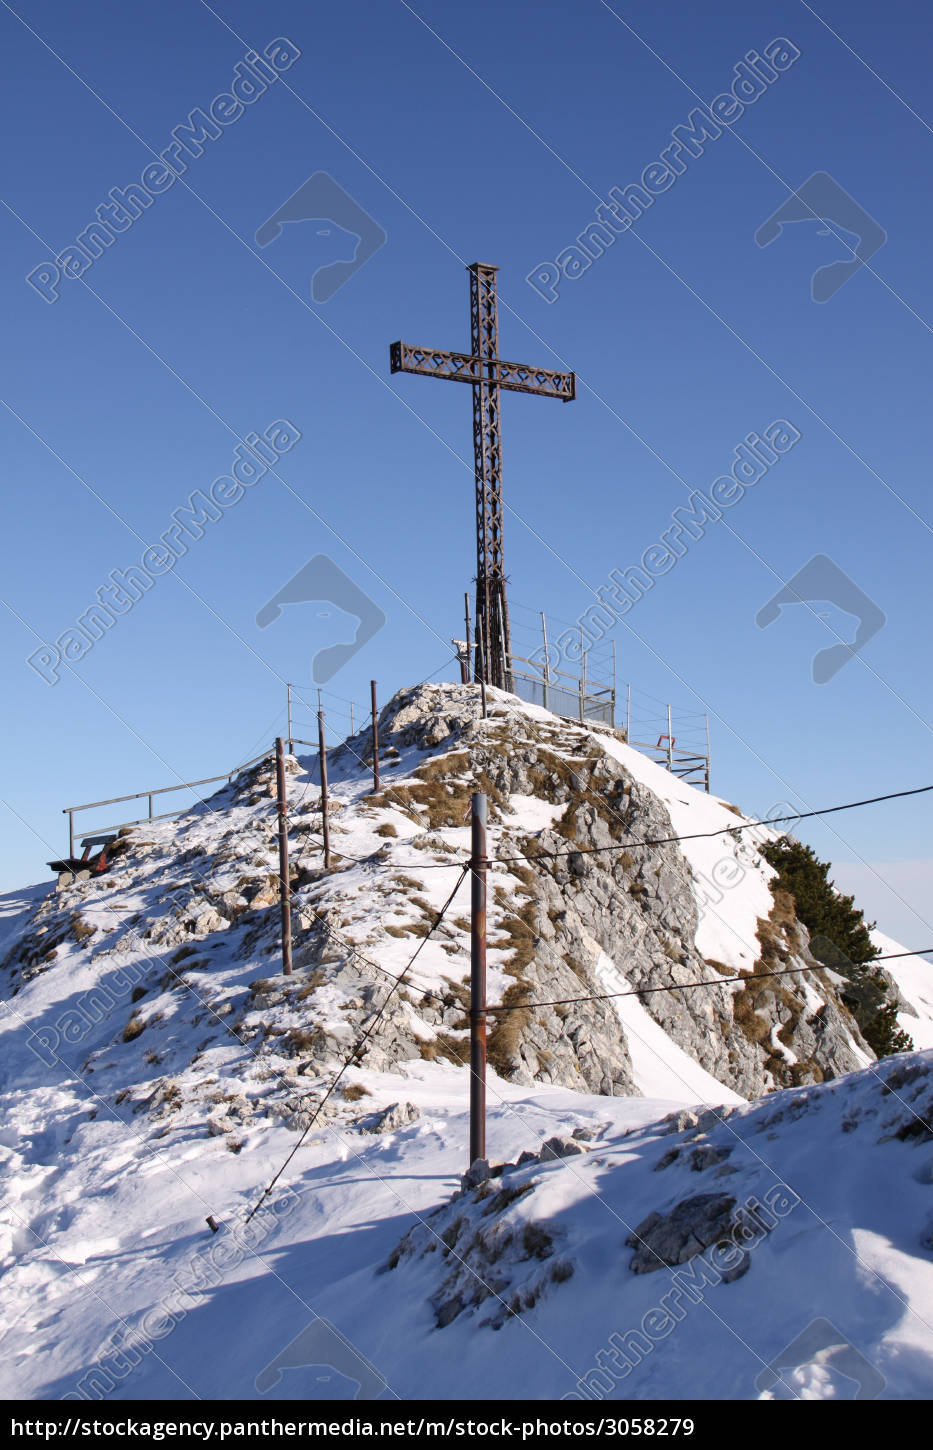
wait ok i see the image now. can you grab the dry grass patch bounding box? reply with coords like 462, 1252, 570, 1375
486, 980, 533, 1077
296, 970, 326, 1001
420, 1033, 470, 1066
731, 891, 810, 1072
122, 1012, 145, 1042
71, 916, 97, 943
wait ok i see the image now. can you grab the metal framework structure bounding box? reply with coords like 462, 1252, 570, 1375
390, 264, 575, 691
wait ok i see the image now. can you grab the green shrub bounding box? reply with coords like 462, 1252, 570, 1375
761, 838, 912, 1057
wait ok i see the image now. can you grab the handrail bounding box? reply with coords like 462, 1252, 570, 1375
61, 748, 274, 857
61, 749, 273, 814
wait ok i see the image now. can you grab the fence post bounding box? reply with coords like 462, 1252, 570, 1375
477, 639, 488, 721
286, 683, 293, 754
667, 705, 674, 771
349, 701, 355, 736
470, 791, 487, 1168
370, 680, 380, 793
148, 793, 154, 821
541, 611, 550, 712
275, 737, 293, 976
626, 682, 631, 741
67, 810, 74, 860
705, 714, 711, 794
581, 646, 587, 723
612, 641, 617, 728
318, 707, 331, 870
464, 592, 472, 684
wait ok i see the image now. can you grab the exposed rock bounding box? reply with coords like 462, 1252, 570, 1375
359, 1101, 420, 1135
346, 682, 872, 1101
462, 1158, 491, 1189
2, 679, 879, 1146
662, 1110, 700, 1136
540, 1135, 588, 1161
627, 1193, 742, 1275
385, 1165, 562, 1331
572, 1123, 609, 1142
689, 1144, 732, 1172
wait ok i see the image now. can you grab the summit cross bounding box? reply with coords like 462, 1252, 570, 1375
390, 263, 575, 691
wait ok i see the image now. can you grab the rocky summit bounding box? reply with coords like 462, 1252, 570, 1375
1, 681, 931, 1401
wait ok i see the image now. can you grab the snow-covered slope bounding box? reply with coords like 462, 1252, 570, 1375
873, 930, 933, 1051
2, 681, 930, 1400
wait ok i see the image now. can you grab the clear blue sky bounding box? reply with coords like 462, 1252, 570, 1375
1, 0, 930, 946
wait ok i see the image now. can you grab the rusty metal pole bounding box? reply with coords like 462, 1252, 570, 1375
370, 680, 380, 793
477, 640, 488, 721
317, 708, 331, 870
469, 791, 488, 1167
275, 737, 293, 976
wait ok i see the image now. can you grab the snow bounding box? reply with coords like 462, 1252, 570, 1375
3, 1032, 932, 1400
598, 734, 775, 974
3, 687, 932, 1401
501, 794, 564, 833
594, 953, 744, 1106
873, 929, 933, 1051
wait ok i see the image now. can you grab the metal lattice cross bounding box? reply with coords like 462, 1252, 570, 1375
390, 264, 575, 691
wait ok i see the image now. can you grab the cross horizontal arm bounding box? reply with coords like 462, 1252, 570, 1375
390, 341, 575, 401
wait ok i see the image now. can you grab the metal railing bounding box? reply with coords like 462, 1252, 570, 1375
62, 749, 273, 857
508, 651, 616, 727
626, 739, 710, 792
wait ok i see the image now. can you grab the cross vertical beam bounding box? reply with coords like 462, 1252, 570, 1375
389, 264, 575, 692
470, 265, 509, 692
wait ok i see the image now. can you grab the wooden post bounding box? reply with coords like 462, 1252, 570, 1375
275, 737, 293, 976
469, 791, 487, 1167
286, 682, 293, 753
320, 707, 332, 864
667, 705, 674, 771
370, 680, 380, 793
